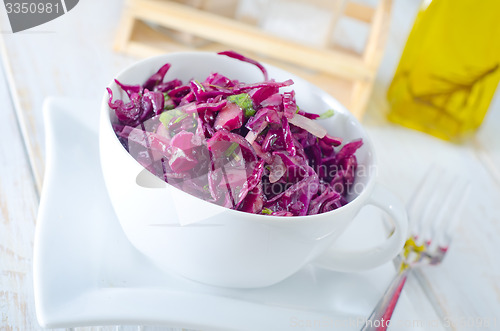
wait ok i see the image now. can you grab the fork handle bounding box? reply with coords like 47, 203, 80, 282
360, 268, 410, 331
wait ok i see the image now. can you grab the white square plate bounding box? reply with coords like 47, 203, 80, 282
34, 97, 421, 330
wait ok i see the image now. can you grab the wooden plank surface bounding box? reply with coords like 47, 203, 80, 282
0, 0, 499, 329
0, 1, 138, 330
366, 124, 500, 329
0, 0, 137, 191
0, 47, 48, 331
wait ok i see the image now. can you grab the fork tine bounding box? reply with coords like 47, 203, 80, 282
426, 174, 462, 251
439, 179, 471, 248
413, 167, 448, 245
407, 167, 442, 236
418, 169, 470, 253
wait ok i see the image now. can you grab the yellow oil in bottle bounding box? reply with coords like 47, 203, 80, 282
387, 0, 500, 141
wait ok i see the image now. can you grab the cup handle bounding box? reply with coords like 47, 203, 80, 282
312, 184, 408, 272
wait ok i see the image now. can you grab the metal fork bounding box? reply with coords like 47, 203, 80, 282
361, 166, 470, 331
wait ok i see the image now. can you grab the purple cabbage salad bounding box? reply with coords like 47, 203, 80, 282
107, 51, 363, 216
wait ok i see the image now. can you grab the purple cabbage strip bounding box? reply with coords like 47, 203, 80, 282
283, 91, 297, 119
155, 79, 182, 93
107, 88, 146, 127
143, 63, 171, 91
322, 134, 343, 147
249, 86, 279, 106
114, 79, 141, 98
297, 109, 320, 120
234, 80, 293, 93
218, 50, 269, 81
142, 90, 165, 115
264, 165, 319, 216
168, 85, 191, 99
205, 72, 237, 88
281, 116, 297, 156
336, 139, 363, 161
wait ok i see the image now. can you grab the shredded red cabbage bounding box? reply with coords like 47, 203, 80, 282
108, 52, 363, 216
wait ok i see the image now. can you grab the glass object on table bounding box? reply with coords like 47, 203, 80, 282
387, 0, 500, 141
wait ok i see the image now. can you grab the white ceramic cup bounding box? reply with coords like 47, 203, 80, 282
100, 52, 408, 288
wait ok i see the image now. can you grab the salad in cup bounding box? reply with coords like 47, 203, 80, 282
106, 51, 363, 217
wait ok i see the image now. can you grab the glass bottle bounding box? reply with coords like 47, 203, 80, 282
387, 0, 500, 141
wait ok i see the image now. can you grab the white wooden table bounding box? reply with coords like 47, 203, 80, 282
1, 0, 499, 330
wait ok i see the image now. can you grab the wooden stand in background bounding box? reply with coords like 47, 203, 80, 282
114, 0, 392, 119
